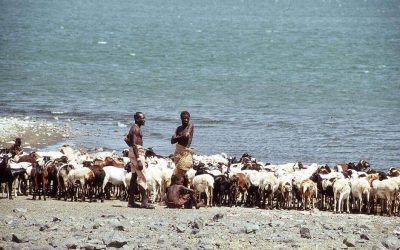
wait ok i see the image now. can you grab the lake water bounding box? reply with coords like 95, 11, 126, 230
1, 0, 399, 168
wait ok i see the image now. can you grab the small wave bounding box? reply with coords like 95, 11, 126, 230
129, 53, 136, 56
197, 118, 225, 125
149, 132, 164, 139
51, 111, 65, 114
97, 41, 107, 45
117, 122, 127, 128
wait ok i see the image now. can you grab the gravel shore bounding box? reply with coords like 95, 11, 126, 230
0, 117, 73, 150
0, 198, 399, 250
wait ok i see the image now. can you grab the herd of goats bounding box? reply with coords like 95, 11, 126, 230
1, 144, 400, 216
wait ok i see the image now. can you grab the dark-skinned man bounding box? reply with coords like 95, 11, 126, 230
171, 111, 194, 186
125, 112, 154, 209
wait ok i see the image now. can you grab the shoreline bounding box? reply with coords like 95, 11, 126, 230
0, 117, 73, 151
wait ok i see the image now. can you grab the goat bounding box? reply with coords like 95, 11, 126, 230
192, 174, 214, 207
332, 178, 351, 213
1, 154, 25, 199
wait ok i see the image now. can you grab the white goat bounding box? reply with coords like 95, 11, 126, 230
349, 174, 371, 213
332, 178, 351, 213
259, 172, 279, 209
192, 174, 214, 207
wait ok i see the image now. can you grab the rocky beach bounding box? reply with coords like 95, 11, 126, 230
1, 198, 400, 250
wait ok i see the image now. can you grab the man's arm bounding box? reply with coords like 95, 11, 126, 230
171, 127, 181, 144
181, 186, 194, 193
171, 124, 194, 145
132, 126, 143, 169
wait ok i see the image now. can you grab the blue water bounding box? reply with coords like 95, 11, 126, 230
1, 0, 399, 169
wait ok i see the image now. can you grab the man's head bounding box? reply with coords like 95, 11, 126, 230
15, 138, 22, 146
180, 111, 190, 126
134, 112, 145, 126
171, 175, 184, 185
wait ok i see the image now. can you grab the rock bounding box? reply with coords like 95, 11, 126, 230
65, 242, 78, 249
13, 208, 27, 213
360, 234, 370, 240
176, 223, 187, 233
39, 224, 50, 231
269, 221, 285, 227
372, 245, 385, 250
300, 227, 312, 239
244, 223, 260, 234
61, 237, 84, 249
18, 214, 27, 220
381, 235, 400, 250
48, 225, 59, 231
343, 238, 356, 247
321, 223, 334, 230
52, 216, 62, 222
114, 225, 125, 231
28, 219, 39, 227
92, 222, 101, 229
101, 214, 116, 218
197, 239, 213, 250
359, 224, 370, 230
103, 233, 128, 248
107, 240, 127, 248
12, 233, 29, 243
86, 239, 104, 245
393, 227, 400, 236
81, 243, 106, 250
157, 235, 166, 244
47, 238, 57, 248
189, 217, 204, 230
212, 213, 224, 222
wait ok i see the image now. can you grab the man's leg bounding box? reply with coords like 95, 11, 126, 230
138, 185, 154, 209
128, 173, 139, 208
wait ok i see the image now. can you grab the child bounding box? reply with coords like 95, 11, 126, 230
165, 175, 199, 209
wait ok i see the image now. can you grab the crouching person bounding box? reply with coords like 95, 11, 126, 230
165, 175, 200, 209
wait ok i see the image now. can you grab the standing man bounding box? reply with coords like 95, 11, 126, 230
8, 138, 22, 158
171, 111, 194, 184
125, 112, 154, 209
